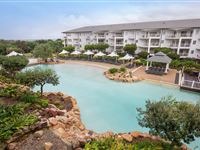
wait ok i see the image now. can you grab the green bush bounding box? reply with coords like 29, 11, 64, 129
0, 85, 19, 98
37, 99, 49, 108
84, 138, 176, 150
137, 51, 148, 59
19, 92, 38, 103
19, 92, 49, 108
119, 67, 126, 73
0, 103, 37, 141
108, 68, 118, 74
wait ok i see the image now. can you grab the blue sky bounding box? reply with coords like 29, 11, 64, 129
1, 0, 200, 39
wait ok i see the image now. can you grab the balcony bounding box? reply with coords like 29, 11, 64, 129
166, 34, 180, 39
181, 33, 192, 37
180, 43, 190, 48
149, 33, 160, 38
179, 53, 189, 57
97, 34, 105, 38
115, 33, 124, 38
150, 43, 159, 47
115, 42, 124, 46
169, 44, 178, 48
138, 44, 148, 48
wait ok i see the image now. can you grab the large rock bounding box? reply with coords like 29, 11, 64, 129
7, 143, 17, 150
56, 116, 68, 124
34, 130, 44, 138
130, 131, 143, 138
49, 117, 58, 126
121, 134, 132, 142
44, 142, 53, 150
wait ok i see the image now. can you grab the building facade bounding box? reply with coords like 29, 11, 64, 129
63, 19, 200, 59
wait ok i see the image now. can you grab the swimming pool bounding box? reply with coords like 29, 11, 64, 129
29, 63, 200, 148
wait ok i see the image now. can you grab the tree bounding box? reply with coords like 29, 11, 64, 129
33, 43, 53, 62
96, 43, 109, 52
64, 45, 75, 53
137, 96, 200, 147
123, 44, 137, 55
16, 67, 59, 96
154, 47, 180, 60
84, 44, 95, 50
0, 42, 7, 55
48, 39, 63, 53
0, 56, 28, 76
6, 45, 22, 54
137, 51, 149, 59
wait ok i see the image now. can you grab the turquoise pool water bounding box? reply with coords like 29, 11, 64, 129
29, 63, 200, 149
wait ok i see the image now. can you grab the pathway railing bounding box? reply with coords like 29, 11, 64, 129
181, 79, 200, 90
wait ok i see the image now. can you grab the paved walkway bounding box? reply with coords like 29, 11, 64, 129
64, 60, 120, 70
132, 66, 178, 85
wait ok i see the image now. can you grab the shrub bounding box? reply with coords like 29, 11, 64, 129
119, 67, 126, 73
19, 92, 38, 103
37, 99, 49, 108
108, 68, 118, 74
0, 103, 37, 141
84, 138, 176, 150
137, 51, 148, 59
0, 85, 20, 98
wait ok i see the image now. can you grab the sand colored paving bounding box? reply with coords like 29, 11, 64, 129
64, 60, 119, 70
132, 66, 178, 85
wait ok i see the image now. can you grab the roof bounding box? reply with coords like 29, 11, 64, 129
63, 19, 200, 33
147, 52, 172, 63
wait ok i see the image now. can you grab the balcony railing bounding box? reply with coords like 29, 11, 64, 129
116, 42, 124, 45
179, 53, 189, 56
181, 80, 200, 90
97, 35, 105, 38
149, 34, 160, 37
150, 43, 159, 46
181, 33, 192, 37
115, 34, 123, 37
169, 44, 178, 47
180, 44, 190, 47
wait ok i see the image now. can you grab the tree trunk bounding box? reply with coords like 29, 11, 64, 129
40, 85, 43, 97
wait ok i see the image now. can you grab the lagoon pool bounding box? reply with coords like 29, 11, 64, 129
29, 63, 200, 149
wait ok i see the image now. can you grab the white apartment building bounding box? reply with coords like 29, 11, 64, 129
63, 19, 200, 59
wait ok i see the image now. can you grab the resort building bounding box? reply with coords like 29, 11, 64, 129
63, 19, 200, 59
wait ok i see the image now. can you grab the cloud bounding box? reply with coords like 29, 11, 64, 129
2, 3, 200, 40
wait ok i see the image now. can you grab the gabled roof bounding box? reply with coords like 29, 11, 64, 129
63, 19, 200, 33
147, 52, 172, 63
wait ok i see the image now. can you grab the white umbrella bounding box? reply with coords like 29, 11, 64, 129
7, 51, 23, 57
94, 51, 106, 57
59, 50, 69, 55
83, 50, 94, 55
119, 54, 134, 65
119, 54, 134, 60
71, 50, 81, 55
107, 51, 119, 57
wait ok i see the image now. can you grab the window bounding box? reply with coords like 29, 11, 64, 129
161, 40, 164, 44
193, 40, 196, 45
136, 40, 138, 43
191, 50, 194, 54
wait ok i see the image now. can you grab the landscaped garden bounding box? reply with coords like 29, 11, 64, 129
0, 40, 200, 149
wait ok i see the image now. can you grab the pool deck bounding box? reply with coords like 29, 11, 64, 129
132, 66, 178, 86
64, 60, 119, 70
63, 60, 178, 86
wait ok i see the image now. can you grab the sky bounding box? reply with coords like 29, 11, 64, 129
1, 0, 200, 40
